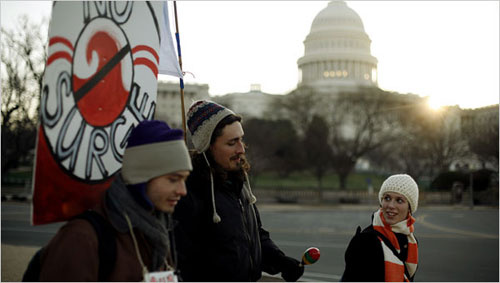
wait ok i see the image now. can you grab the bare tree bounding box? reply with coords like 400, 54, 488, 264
462, 107, 499, 170
377, 102, 469, 180
244, 118, 302, 182
423, 107, 468, 174
267, 85, 322, 136
271, 86, 405, 190
243, 118, 275, 184
468, 126, 499, 169
325, 87, 402, 190
1, 15, 48, 176
302, 115, 332, 199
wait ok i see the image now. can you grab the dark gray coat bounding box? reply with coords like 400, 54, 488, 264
173, 168, 286, 281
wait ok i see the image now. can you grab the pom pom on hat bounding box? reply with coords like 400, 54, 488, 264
187, 100, 235, 153
378, 174, 419, 213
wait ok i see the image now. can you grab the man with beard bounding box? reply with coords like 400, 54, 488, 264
173, 100, 304, 282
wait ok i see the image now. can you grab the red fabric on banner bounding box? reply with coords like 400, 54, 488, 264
32, 127, 114, 225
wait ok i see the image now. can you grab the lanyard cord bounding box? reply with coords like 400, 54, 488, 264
123, 212, 174, 275
165, 214, 176, 271
123, 212, 149, 278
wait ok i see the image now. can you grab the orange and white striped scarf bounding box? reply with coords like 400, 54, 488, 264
372, 209, 418, 282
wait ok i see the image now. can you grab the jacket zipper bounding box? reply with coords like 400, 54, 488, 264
238, 198, 255, 275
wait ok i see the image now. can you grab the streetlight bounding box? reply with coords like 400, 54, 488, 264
464, 164, 474, 209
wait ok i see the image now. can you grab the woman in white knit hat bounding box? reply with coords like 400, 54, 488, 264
341, 174, 419, 282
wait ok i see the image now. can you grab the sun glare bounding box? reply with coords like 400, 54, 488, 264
427, 97, 444, 111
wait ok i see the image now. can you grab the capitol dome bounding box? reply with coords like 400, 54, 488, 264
297, 1, 378, 89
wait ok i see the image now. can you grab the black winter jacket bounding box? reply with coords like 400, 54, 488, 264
341, 225, 414, 282
173, 168, 286, 281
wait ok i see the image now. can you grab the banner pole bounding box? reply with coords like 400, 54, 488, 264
173, 1, 187, 143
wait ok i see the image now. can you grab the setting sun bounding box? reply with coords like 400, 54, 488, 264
427, 96, 445, 110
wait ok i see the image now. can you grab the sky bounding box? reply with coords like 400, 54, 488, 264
1, 1, 499, 109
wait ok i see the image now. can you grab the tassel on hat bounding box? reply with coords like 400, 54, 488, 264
244, 172, 257, 205
202, 152, 221, 223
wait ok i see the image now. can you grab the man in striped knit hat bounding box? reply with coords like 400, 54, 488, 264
173, 100, 304, 282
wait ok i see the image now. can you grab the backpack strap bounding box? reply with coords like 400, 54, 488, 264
75, 210, 117, 281
22, 248, 43, 281
22, 210, 117, 282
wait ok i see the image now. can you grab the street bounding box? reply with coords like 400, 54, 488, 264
2, 202, 498, 282
258, 204, 499, 282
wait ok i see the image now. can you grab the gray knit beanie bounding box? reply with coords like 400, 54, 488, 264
121, 120, 192, 185
378, 174, 419, 213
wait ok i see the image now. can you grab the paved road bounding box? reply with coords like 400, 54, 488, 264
2, 202, 498, 282
259, 204, 499, 282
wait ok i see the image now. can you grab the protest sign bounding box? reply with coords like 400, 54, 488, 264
33, 1, 180, 225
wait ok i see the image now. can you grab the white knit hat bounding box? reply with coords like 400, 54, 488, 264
378, 174, 419, 213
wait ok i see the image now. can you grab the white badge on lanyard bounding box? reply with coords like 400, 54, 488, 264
144, 271, 178, 282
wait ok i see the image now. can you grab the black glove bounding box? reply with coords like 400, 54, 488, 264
280, 256, 305, 282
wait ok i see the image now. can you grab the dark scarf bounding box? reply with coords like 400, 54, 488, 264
106, 174, 173, 271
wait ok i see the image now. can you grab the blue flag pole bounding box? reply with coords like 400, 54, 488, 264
173, 1, 187, 142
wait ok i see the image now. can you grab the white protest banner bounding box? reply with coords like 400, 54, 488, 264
33, 1, 180, 225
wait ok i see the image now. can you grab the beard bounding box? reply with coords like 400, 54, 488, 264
229, 154, 243, 170
193, 151, 250, 182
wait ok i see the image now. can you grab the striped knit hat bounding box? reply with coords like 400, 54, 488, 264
378, 174, 419, 213
187, 100, 235, 153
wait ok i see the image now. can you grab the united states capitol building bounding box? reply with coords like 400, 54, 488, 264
155, 1, 498, 170
296, 1, 378, 92
156, 1, 425, 123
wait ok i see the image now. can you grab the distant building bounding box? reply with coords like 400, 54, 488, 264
152, 1, 498, 176
213, 1, 384, 120
154, 81, 210, 128
154, 1, 408, 124
461, 105, 499, 135
213, 84, 276, 119
297, 0, 378, 94
457, 104, 499, 170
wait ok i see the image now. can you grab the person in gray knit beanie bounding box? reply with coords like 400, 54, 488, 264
37, 120, 192, 281
173, 100, 305, 282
